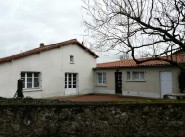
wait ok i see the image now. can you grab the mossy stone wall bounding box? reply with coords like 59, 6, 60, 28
0, 103, 185, 137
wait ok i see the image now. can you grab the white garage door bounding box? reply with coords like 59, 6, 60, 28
160, 72, 172, 97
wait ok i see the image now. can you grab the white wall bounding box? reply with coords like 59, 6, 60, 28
0, 44, 96, 98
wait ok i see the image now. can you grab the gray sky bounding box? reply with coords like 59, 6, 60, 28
0, 0, 120, 62
0, 0, 86, 57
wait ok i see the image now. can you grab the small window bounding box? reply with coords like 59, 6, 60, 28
96, 72, 106, 86
70, 55, 74, 63
132, 72, 144, 80
21, 72, 41, 89
127, 71, 145, 81
127, 72, 131, 80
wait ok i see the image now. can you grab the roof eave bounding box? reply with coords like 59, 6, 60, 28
0, 39, 99, 63
94, 64, 178, 69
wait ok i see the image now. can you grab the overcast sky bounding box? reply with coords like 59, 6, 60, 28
0, 0, 85, 56
0, 0, 120, 62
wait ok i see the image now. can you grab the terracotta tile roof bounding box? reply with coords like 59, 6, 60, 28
96, 55, 185, 69
0, 39, 98, 63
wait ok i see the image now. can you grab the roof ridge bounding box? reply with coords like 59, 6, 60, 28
0, 39, 98, 63
96, 54, 185, 68
97, 58, 134, 65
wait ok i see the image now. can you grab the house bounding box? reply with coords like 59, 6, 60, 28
1, 38, 185, 99
94, 55, 185, 98
0, 39, 98, 98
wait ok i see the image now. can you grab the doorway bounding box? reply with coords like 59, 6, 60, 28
160, 71, 172, 97
115, 72, 122, 94
65, 73, 77, 95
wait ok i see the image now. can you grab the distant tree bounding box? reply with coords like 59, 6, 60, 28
120, 53, 131, 60
83, 0, 185, 70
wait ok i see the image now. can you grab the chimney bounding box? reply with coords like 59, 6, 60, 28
40, 43, 45, 48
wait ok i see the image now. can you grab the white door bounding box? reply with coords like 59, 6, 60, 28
65, 73, 77, 95
160, 72, 172, 97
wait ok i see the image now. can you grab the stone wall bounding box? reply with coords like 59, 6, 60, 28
0, 103, 185, 137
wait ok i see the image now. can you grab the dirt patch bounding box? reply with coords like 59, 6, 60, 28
1, 94, 184, 105
49, 94, 184, 103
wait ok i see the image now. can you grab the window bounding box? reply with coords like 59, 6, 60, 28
96, 72, 106, 85
21, 72, 41, 89
127, 71, 145, 81
133, 72, 144, 80
127, 72, 131, 80
65, 73, 77, 89
70, 55, 74, 63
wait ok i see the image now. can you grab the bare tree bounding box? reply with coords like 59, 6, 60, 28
83, 0, 185, 70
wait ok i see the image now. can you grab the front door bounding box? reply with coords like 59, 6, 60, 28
65, 73, 77, 95
160, 72, 172, 97
115, 72, 122, 94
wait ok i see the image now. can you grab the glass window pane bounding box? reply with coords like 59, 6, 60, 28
133, 72, 139, 80
127, 72, 131, 80
34, 82, 39, 87
69, 85, 72, 88
103, 79, 106, 84
140, 72, 144, 80
65, 81, 67, 88
98, 73, 102, 77
27, 83, 32, 88
27, 78, 32, 82
73, 85, 76, 88
69, 74, 72, 82
73, 75, 76, 80
34, 78, 39, 87
34, 73, 39, 77
98, 77, 102, 83
103, 73, 106, 78
21, 73, 25, 77
27, 73, 32, 77
103, 73, 106, 84
22, 82, 25, 88
21, 78, 25, 82
70, 55, 74, 62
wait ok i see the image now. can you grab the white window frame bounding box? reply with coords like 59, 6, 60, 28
96, 72, 106, 86
127, 72, 131, 80
127, 71, 145, 81
70, 55, 74, 64
21, 72, 41, 89
65, 73, 77, 89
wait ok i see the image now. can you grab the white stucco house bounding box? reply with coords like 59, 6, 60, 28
1, 38, 185, 99
0, 39, 98, 98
